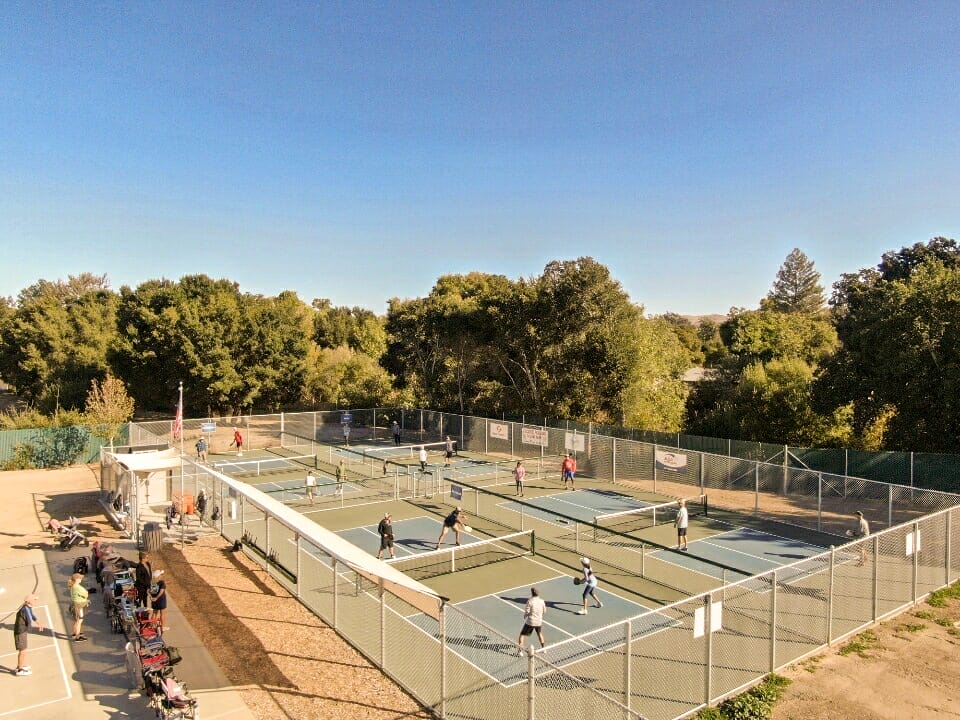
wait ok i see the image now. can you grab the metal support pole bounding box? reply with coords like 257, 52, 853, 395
754, 464, 760, 513
624, 620, 633, 719
769, 570, 778, 672
440, 603, 447, 720
332, 558, 339, 630
817, 473, 823, 532
872, 536, 880, 621
526, 645, 536, 720
653, 443, 658, 492
947, 511, 954, 586
700, 452, 705, 494
380, 578, 386, 668
295, 534, 302, 599
827, 547, 835, 644
888, 484, 894, 528
912, 521, 920, 603
612, 438, 617, 485
704, 593, 714, 707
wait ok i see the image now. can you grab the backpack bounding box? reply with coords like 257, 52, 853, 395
73, 556, 89, 575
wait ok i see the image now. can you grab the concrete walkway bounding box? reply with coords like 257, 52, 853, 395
0, 466, 257, 720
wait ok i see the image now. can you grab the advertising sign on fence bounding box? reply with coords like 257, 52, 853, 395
564, 432, 585, 452
489, 422, 509, 440
522, 427, 549, 447
450, 484, 463, 501
655, 449, 688, 473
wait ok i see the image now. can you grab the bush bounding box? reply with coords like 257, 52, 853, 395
1, 443, 36, 471
696, 674, 791, 720
29, 426, 90, 467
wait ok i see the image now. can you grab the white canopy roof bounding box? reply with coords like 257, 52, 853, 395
107, 448, 183, 473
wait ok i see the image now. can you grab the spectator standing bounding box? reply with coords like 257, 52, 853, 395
377, 512, 396, 560
134, 551, 153, 608
68, 573, 89, 641
391, 420, 402, 446
14, 593, 44, 676
196, 488, 208, 521
150, 570, 168, 631
517, 587, 546, 653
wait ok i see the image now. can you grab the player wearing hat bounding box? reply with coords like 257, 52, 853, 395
436, 507, 470, 548
14, 593, 44, 676
377, 512, 395, 559
576, 557, 602, 615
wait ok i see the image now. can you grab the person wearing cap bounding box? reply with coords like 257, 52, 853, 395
436, 507, 467, 548
14, 593, 44, 676
852, 511, 870, 565
150, 570, 169, 631
68, 573, 90, 641
576, 557, 602, 615
674, 498, 689, 551
377, 513, 395, 560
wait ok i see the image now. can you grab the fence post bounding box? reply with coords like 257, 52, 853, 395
485, 419, 489, 456
910, 451, 914, 488
769, 570, 778, 671
872, 535, 880, 621
912, 521, 920, 603
624, 619, 632, 719
704, 592, 714, 707
440, 603, 447, 720
888, 484, 894, 528
947, 511, 954, 586
817, 473, 823, 532
700, 452, 706, 494
653, 443, 658, 492
827, 547, 835, 644
332, 558, 339, 630
754, 464, 760, 513
526, 645, 536, 720
380, 578, 386, 668
612, 438, 617, 484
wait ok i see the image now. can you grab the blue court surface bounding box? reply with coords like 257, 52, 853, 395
336, 516, 485, 558
407, 574, 676, 685
645, 525, 852, 588
499, 489, 655, 525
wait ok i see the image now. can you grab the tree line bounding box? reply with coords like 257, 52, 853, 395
1, 237, 957, 452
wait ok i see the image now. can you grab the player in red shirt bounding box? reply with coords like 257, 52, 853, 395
561, 453, 576, 490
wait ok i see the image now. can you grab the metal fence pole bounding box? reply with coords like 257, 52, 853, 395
754, 464, 760, 513
653, 443, 658, 492
912, 521, 920, 603
704, 592, 714, 707
624, 619, 632, 719
526, 646, 536, 720
612, 438, 617, 484
380, 578, 386, 667
872, 536, 880, 621
440, 603, 447, 720
947, 511, 954, 586
827, 547, 835, 644
817, 473, 823, 531
700, 452, 706, 494
333, 558, 339, 630
888, 484, 894, 528
769, 570, 778, 671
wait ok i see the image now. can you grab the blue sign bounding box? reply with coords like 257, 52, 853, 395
200, 422, 217, 433
450, 484, 463, 501
341, 412, 353, 424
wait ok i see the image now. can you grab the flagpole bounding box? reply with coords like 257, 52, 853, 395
178, 381, 185, 549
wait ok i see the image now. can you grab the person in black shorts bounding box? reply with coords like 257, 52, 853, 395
444, 436, 454, 465
436, 507, 467, 548
377, 512, 395, 559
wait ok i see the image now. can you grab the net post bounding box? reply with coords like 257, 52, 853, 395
623, 619, 632, 719
769, 569, 778, 672
593, 517, 598, 543
827, 546, 835, 645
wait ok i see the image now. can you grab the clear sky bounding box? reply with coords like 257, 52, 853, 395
2, 2, 958, 316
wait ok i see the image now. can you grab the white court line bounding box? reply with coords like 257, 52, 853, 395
0, 604, 71, 717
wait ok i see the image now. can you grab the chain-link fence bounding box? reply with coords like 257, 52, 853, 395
114, 411, 960, 720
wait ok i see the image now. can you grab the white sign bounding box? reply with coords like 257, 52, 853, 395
655, 450, 689, 473
564, 432, 585, 452
200, 422, 217, 433
522, 427, 549, 447
906, 530, 921, 556
489, 422, 509, 440
693, 601, 724, 638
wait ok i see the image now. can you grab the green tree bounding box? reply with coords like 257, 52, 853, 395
304, 345, 401, 408
658, 313, 705, 366
762, 248, 826, 314
722, 309, 838, 365
816, 238, 960, 451
84, 374, 135, 447
0, 277, 118, 411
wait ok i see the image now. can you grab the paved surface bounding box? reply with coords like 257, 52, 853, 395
0, 465, 257, 720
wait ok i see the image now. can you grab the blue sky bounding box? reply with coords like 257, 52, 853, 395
2, 2, 958, 315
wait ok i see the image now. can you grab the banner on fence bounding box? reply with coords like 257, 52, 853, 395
522, 427, 549, 447
655, 449, 688, 473
489, 422, 509, 440
564, 432, 585, 452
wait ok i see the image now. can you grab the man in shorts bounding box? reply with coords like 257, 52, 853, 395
853, 510, 871, 565
14, 593, 44, 676
444, 436, 455, 465
561, 453, 577, 490
436, 507, 467, 548
674, 498, 689, 551
517, 587, 546, 653
232, 428, 244, 456
419, 445, 428, 473
377, 512, 395, 560
305, 471, 317, 504
391, 420, 402, 446
335, 460, 345, 495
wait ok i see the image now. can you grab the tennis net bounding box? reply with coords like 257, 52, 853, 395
212, 453, 316, 477
385, 529, 534, 582
593, 494, 708, 540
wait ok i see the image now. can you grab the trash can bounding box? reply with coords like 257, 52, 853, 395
142, 521, 164, 552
